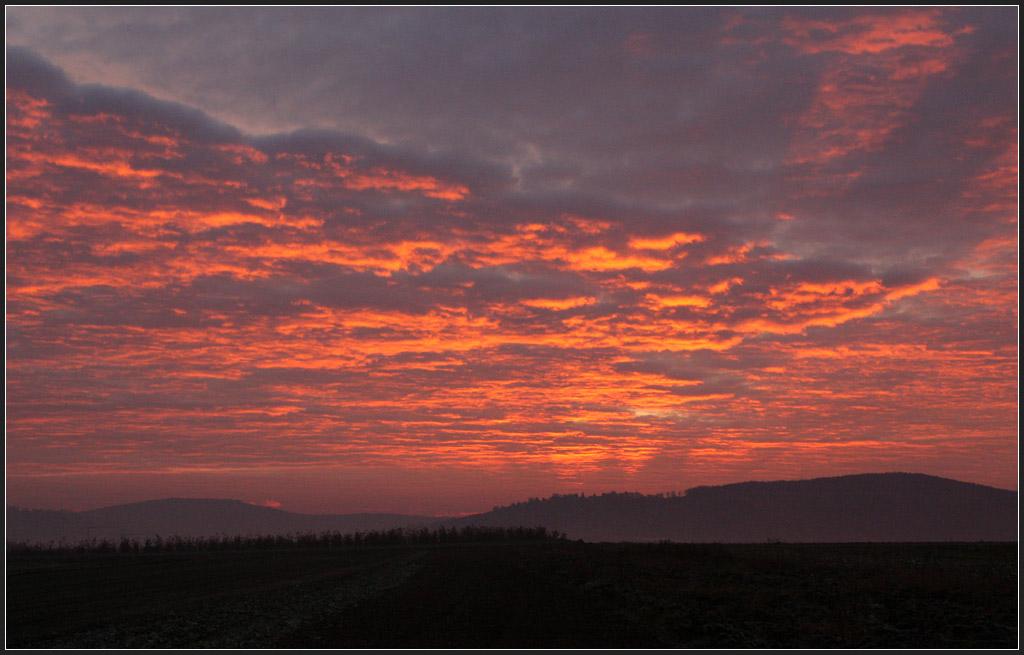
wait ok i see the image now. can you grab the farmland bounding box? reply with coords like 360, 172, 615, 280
6, 539, 1016, 648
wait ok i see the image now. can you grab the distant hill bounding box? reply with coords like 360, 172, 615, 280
449, 473, 1018, 542
7, 473, 1017, 545
6, 499, 436, 545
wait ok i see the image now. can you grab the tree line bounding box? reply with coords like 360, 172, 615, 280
7, 524, 564, 555
496, 490, 685, 511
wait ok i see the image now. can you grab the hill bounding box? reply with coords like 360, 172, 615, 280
7, 473, 1017, 545
450, 473, 1017, 542
6, 499, 435, 544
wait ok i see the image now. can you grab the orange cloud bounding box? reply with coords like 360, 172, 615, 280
344, 169, 469, 200
784, 10, 965, 165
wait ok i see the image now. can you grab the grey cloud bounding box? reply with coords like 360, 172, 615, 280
7, 9, 802, 202
19, 25, 1010, 289
613, 349, 774, 402
405, 263, 594, 304
7, 46, 241, 146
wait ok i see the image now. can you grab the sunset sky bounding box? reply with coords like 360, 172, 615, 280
5, 7, 1018, 515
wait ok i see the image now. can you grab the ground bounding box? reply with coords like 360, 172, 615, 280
6, 541, 1017, 648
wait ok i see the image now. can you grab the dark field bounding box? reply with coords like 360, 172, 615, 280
6, 541, 1018, 648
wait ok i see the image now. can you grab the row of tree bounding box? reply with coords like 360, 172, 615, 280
7, 524, 564, 555
496, 490, 685, 511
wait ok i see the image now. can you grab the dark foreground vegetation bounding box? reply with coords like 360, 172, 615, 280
6, 524, 558, 555
6, 537, 1017, 648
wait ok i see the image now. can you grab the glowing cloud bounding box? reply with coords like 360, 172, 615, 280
4, 7, 1017, 514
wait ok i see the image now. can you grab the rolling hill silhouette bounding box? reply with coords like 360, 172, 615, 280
7, 473, 1017, 544
451, 473, 1017, 542
6, 498, 435, 544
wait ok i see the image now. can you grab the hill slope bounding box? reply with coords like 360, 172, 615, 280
7, 499, 435, 544
451, 473, 1017, 542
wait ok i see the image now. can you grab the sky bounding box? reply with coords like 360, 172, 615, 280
5, 7, 1018, 515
